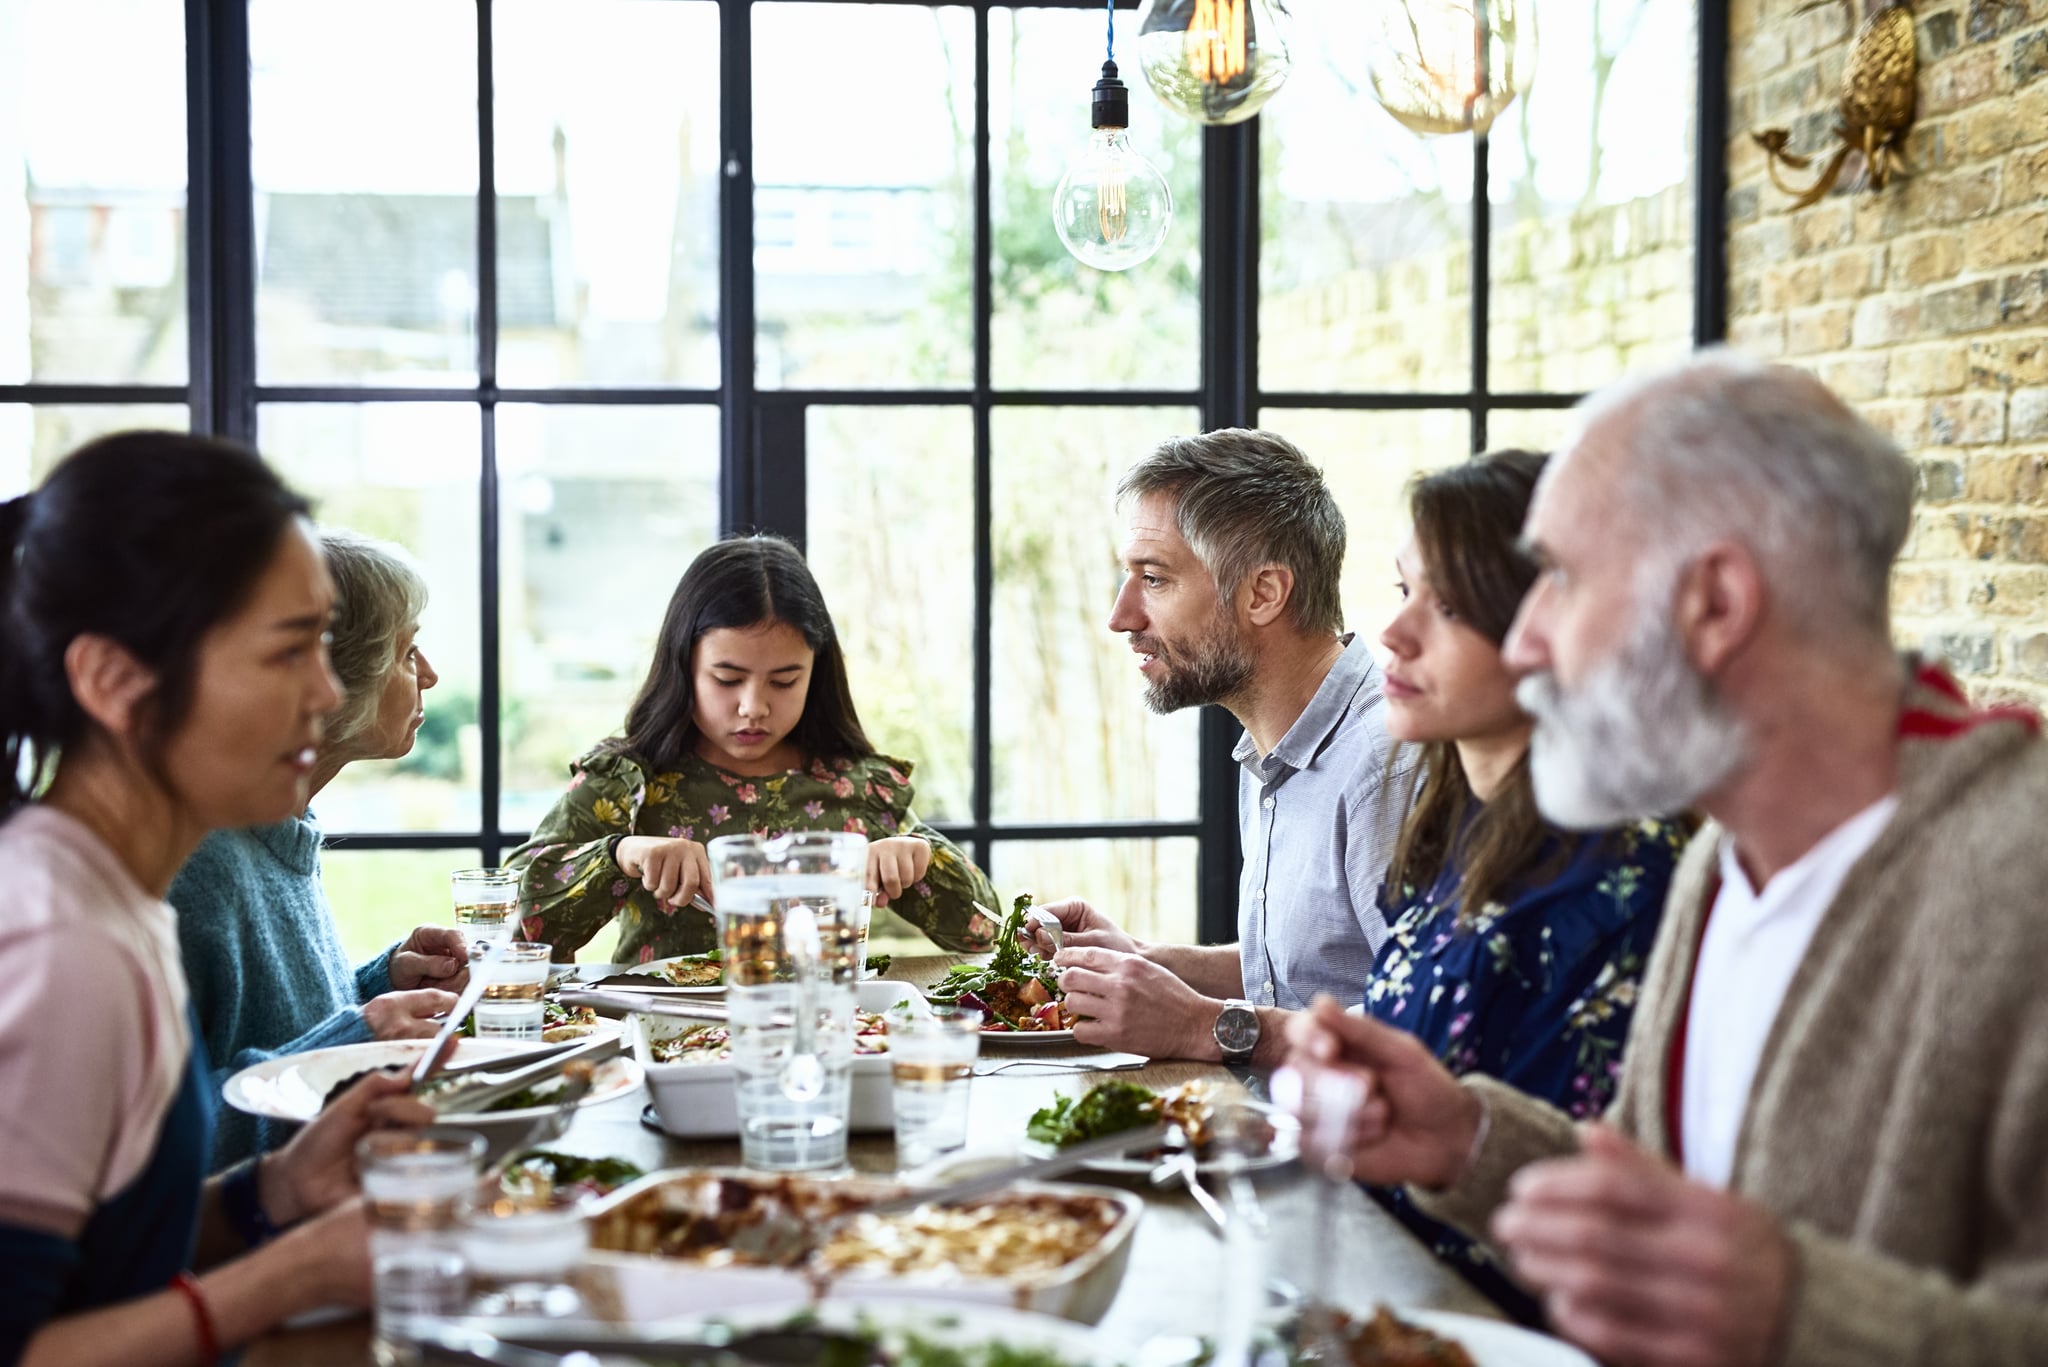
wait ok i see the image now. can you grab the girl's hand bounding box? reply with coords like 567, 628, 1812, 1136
866, 836, 933, 906
261, 1070, 438, 1228
616, 835, 713, 911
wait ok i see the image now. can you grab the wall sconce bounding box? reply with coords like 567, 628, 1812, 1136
1751, 3, 1916, 210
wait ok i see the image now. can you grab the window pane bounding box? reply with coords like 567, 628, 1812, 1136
321, 847, 480, 963
0, 404, 187, 494
493, 1, 720, 388
1485, 406, 1577, 454
806, 406, 974, 824
1, 0, 187, 384
1260, 7, 1470, 393
497, 404, 719, 832
259, 403, 482, 833
752, 4, 973, 389
1263, 408, 1471, 648
992, 405, 1201, 823
1487, 0, 1695, 392
990, 9, 1200, 392
991, 837, 1199, 946
251, 0, 479, 385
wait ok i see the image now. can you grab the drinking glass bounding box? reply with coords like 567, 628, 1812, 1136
470, 941, 551, 1040
889, 1003, 982, 1169
461, 1196, 589, 1319
707, 831, 866, 1171
360, 1128, 486, 1367
450, 867, 521, 944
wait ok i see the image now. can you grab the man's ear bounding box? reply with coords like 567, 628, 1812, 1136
63, 634, 160, 742
1241, 563, 1296, 628
1674, 541, 1764, 676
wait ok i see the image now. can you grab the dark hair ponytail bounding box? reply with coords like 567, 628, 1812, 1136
1, 432, 313, 818
621, 535, 871, 773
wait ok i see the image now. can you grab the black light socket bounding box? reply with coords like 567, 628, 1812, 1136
1091, 59, 1129, 130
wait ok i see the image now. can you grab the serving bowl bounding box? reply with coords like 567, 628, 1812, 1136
584, 1166, 1142, 1325
636, 979, 927, 1138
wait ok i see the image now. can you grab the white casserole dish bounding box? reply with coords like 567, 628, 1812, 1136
583, 1166, 1142, 1326
635, 979, 927, 1138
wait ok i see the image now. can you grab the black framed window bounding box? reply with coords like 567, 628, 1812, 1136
1, 0, 1725, 960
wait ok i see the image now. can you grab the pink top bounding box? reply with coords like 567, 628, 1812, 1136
0, 807, 192, 1237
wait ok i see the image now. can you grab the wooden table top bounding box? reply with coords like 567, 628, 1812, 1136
247, 955, 1503, 1364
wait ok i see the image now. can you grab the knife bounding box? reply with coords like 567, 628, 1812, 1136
411, 958, 494, 1090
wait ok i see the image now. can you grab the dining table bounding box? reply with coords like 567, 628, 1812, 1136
246, 954, 1507, 1365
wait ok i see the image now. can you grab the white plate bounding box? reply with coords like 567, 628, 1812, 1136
1072, 1101, 1300, 1175
561, 955, 726, 996
1399, 1309, 1598, 1367
665, 1298, 1120, 1364
221, 1036, 641, 1124
978, 1025, 1080, 1046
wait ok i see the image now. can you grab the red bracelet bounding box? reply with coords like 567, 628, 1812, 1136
170, 1271, 222, 1367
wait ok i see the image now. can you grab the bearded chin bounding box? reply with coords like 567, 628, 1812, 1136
1143, 633, 1256, 715
1517, 612, 1747, 830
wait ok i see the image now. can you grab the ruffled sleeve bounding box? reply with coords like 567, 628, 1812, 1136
505, 745, 654, 961
865, 757, 1000, 953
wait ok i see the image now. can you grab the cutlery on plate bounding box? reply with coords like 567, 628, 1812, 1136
470, 1066, 598, 1191
414, 1320, 880, 1367
975, 1052, 1149, 1076
557, 988, 731, 1021
426, 1032, 622, 1116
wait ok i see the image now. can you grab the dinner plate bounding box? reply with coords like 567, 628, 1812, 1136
658, 1294, 1122, 1364
978, 1025, 1080, 1046
222, 1036, 641, 1124
555, 955, 726, 996
1012, 1100, 1300, 1176
1398, 1309, 1597, 1367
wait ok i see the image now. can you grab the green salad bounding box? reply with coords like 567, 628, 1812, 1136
926, 894, 1071, 1031
1026, 1081, 1160, 1147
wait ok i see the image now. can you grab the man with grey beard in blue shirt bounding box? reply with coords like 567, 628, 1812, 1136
1024, 428, 1411, 1069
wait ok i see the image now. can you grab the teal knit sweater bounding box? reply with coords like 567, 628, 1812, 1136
169, 811, 396, 1169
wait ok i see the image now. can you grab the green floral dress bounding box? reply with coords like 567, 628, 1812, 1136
507, 744, 1000, 962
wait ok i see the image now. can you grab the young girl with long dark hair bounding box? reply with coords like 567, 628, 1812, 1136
510, 534, 999, 962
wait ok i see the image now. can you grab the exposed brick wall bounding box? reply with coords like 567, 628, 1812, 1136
1727, 0, 2048, 707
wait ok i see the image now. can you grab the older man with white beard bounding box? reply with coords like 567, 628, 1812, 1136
1280, 351, 2048, 1367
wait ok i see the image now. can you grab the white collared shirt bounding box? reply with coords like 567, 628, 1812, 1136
1680, 794, 1898, 1188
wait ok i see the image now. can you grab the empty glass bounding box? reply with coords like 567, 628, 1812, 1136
470, 940, 551, 1040
360, 1128, 486, 1366
708, 831, 866, 1171
889, 1003, 983, 1169
450, 867, 521, 944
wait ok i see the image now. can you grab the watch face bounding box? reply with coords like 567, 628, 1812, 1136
1215, 1006, 1258, 1053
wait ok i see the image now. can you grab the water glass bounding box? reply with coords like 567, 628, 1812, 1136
470, 941, 551, 1040
450, 867, 521, 944
889, 1003, 982, 1169
462, 1196, 589, 1319
708, 831, 867, 1172
360, 1128, 486, 1367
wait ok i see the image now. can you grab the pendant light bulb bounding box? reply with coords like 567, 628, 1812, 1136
1365, 0, 1537, 138
1053, 61, 1175, 272
1136, 0, 1292, 126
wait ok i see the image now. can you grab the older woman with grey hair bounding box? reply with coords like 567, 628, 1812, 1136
170, 527, 468, 1169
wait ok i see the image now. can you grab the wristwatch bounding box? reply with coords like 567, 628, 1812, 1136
1213, 998, 1259, 1064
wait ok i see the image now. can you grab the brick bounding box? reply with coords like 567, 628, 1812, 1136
1888, 344, 1970, 396
2011, 146, 2048, 206
1862, 398, 1934, 445
1893, 566, 1954, 616
1787, 302, 1854, 354
2013, 387, 2048, 439
1919, 166, 2002, 224
1919, 457, 1968, 502
2017, 29, 2048, 87
2015, 632, 2048, 682
1968, 332, 2048, 386
2018, 451, 2048, 505
1929, 393, 2009, 444
2003, 269, 2048, 325
1822, 245, 1888, 298
1925, 628, 2000, 676
2003, 514, 2048, 562
1965, 567, 2048, 618
1968, 0, 2026, 42
1958, 99, 2036, 157
1727, 183, 1762, 226
1925, 278, 2005, 334
1764, 262, 1825, 311
1922, 9, 1963, 61
1854, 294, 1925, 346
1925, 46, 2007, 115
1968, 451, 2024, 502
1890, 233, 1964, 288
1791, 202, 1855, 256
1821, 353, 1891, 399
1728, 312, 1788, 358
1964, 208, 2048, 270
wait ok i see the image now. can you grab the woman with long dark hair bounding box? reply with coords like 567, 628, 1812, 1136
0, 433, 434, 1366
510, 534, 999, 961
1363, 449, 1692, 1323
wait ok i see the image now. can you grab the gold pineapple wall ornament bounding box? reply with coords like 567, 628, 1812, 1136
1751, 1, 1917, 211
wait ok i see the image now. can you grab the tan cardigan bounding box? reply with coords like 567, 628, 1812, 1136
1414, 665, 2048, 1365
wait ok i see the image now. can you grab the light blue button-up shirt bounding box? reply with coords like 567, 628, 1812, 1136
1235, 634, 1408, 1010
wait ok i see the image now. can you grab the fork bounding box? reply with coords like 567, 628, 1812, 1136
975, 1055, 1148, 1076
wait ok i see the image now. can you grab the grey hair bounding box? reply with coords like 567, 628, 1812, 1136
1570, 348, 1915, 643
1117, 428, 1347, 635
319, 527, 430, 755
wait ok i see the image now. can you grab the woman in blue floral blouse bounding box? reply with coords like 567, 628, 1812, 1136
508, 535, 1000, 962
1364, 450, 1693, 1324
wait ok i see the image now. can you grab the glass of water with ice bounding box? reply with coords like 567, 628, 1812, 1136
359, 1128, 485, 1367
889, 1003, 983, 1169
707, 831, 866, 1172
